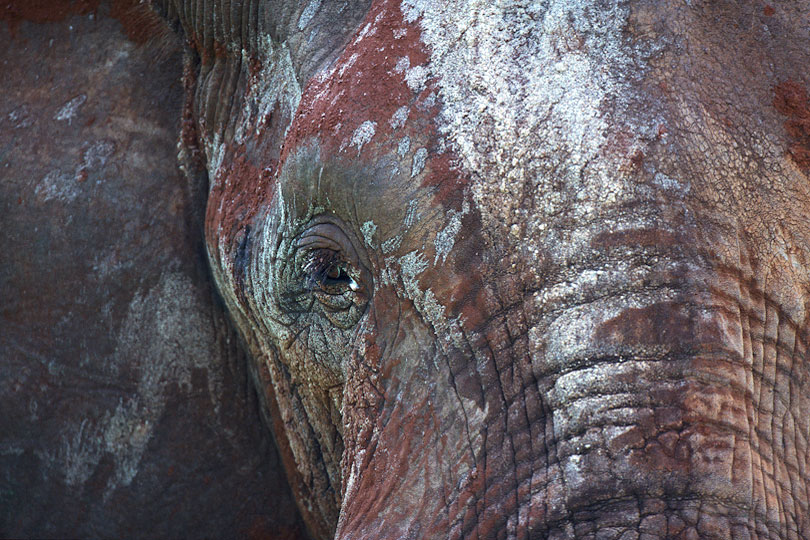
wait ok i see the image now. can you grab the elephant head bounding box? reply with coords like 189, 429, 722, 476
157, 0, 810, 537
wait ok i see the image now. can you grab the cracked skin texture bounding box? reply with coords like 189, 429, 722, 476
162, 0, 810, 538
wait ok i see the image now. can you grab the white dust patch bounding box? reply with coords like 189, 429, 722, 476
35, 170, 77, 202
338, 52, 360, 77
397, 136, 411, 158
405, 64, 428, 93
393, 56, 410, 73
411, 147, 427, 177
54, 94, 87, 123
403, 199, 420, 228
434, 200, 469, 265
396, 250, 466, 351
35, 140, 115, 202
8, 104, 33, 129
227, 38, 301, 176
361, 220, 378, 247
350, 120, 377, 155
298, 0, 322, 30
381, 235, 402, 254
399, 0, 662, 237
45, 273, 223, 497
389, 105, 410, 130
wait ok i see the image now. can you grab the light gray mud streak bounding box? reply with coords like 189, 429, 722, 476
399, 1, 701, 525
399, 0, 665, 238
397, 0, 687, 358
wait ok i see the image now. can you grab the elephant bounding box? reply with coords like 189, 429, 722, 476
3, 0, 809, 538
145, 0, 810, 538
0, 2, 305, 537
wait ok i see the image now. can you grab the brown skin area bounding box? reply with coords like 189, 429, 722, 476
173, 0, 809, 538
0, 0, 100, 31
1, 0, 167, 43
773, 80, 810, 171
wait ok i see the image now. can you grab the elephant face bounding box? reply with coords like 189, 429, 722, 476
165, 0, 810, 537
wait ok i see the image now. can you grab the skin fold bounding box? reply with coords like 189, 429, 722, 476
155, 0, 810, 538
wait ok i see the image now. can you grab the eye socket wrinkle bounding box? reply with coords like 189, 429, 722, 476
275, 216, 372, 330
297, 233, 343, 253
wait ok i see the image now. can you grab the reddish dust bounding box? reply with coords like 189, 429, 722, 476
205, 146, 272, 264
279, 0, 430, 162
773, 80, 810, 171
277, 0, 470, 211
1, 0, 99, 34
109, 0, 168, 45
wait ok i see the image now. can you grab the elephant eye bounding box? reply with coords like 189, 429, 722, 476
302, 248, 360, 294
286, 220, 371, 329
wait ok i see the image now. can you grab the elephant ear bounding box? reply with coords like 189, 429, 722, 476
0, 2, 307, 538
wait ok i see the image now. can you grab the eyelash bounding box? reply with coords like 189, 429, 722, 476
302, 248, 364, 296
303, 249, 347, 287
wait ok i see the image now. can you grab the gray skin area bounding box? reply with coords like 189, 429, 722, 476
0, 4, 306, 538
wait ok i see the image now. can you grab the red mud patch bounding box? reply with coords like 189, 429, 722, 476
419, 150, 471, 212
595, 301, 693, 347
279, 0, 431, 162
205, 146, 272, 252
592, 228, 680, 249
109, 0, 169, 45
773, 79, 810, 172
277, 0, 471, 212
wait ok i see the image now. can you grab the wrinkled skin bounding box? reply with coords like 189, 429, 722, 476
159, 0, 810, 538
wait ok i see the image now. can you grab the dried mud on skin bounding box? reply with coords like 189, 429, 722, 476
773, 79, 810, 172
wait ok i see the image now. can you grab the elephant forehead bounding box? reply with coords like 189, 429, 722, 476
282, 0, 431, 163
402, 0, 663, 239
281, 0, 672, 262
278, 0, 476, 214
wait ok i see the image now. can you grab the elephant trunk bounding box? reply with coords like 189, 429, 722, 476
335, 202, 808, 538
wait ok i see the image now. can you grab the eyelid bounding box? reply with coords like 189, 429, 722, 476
296, 222, 361, 268
297, 234, 342, 252
280, 217, 372, 328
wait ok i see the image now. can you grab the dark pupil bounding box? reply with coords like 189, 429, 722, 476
326, 264, 342, 280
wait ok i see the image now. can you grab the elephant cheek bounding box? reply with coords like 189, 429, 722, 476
337, 296, 483, 539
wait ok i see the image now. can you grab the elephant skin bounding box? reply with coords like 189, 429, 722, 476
4, 0, 807, 538
155, 0, 810, 538
0, 2, 306, 538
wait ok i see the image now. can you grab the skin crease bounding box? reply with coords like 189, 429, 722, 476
158, 0, 810, 538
